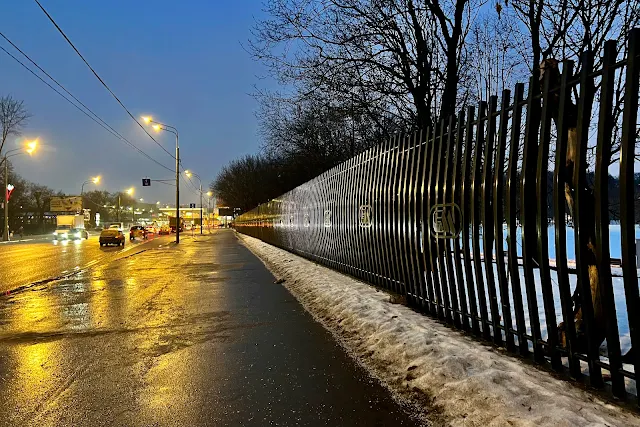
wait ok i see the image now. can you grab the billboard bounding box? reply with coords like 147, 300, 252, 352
50, 196, 83, 213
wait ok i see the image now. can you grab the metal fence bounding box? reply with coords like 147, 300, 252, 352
236, 30, 640, 403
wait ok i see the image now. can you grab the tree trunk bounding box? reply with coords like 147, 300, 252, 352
542, 60, 605, 353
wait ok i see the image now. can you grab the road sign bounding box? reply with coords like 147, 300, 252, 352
142, 178, 151, 187
189, 203, 196, 208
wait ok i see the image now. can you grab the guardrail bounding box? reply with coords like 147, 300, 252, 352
236, 30, 640, 404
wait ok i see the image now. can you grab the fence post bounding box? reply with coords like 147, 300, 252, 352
594, 39, 624, 398
619, 28, 640, 405
443, 115, 461, 327
421, 127, 438, 314
461, 107, 480, 335
472, 101, 490, 340
520, 76, 544, 363
427, 125, 445, 318
572, 50, 603, 388
506, 83, 528, 356
494, 89, 515, 352
483, 96, 502, 345
407, 131, 422, 306
452, 112, 469, 330
536, 68, 561, 370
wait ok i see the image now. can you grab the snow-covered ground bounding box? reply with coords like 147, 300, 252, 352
238, 232, 640, 427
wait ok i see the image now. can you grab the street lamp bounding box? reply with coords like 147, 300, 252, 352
1, 139, 38, 241
206, 191, 213, 232
185, 170, 204, 235
81, 175, 101, 194
142, 116, 180, 243
117, 187, 135, 223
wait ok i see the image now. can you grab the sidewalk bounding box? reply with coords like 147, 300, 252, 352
239, 233, 640, 427
0, 232, 54, 244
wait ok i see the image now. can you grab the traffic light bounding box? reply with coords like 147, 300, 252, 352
189, 203, 196, 208
142, 178, 151, 187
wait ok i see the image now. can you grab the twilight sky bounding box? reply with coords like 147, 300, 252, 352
1, 0, 274, 205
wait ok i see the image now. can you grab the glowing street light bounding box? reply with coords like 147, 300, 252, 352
81, 175, 101, 194
26, 139, 38, 155
2, 138, 39, 241
184, 170, 204, 235
141, 115, 180, 242
116, 187, 135, 222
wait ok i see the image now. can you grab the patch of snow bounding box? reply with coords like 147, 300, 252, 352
238, 233, 640, 427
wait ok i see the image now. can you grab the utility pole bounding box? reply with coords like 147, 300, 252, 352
200, 183, 203, 235
142, 117, 179, 243
117, 195, 121, 222
176, 138, 180, 243
3, 159, 8, 241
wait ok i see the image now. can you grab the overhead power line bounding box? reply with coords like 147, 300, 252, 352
0, 34, 174, 173
33, 0, 176, 160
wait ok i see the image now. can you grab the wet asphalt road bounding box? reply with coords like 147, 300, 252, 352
0, 230, 419, 426
0, 233, 173, 294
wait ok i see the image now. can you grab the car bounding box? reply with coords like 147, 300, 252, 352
144, 225, 157, 235
159, 224, 171, 235
70, 228, 89, 240
129, 225, 147, 241
99, 228, 125, 246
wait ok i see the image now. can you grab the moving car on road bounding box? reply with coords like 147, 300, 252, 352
99, 228, 125, 246
129, 225, 147, 241
158, 224, 171, 235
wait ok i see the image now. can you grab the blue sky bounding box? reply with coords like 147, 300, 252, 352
0, 0, 273, 204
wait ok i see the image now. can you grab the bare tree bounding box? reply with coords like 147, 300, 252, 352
504, 0, 640, 359
0, 95, 30, 156
250, 0, 477, 131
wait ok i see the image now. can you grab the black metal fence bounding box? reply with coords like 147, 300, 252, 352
236, 30, 640, 403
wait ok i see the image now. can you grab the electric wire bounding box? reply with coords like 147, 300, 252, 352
33, 0, 176, 160
0, 37, 174, 173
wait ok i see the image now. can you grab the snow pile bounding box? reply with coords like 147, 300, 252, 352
238, 233, 640, 427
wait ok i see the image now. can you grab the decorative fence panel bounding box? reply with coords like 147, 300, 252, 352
235, 30, 640, 404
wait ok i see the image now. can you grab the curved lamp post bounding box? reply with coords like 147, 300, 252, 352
142, 116, 180, 243
1, 139, 38, 240
185, 170, 203, 235
81, 175, 101, 194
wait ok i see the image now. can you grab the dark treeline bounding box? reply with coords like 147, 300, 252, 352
3, 161, 137, 234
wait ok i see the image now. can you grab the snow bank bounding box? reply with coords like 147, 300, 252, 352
238, 233, 640, 427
